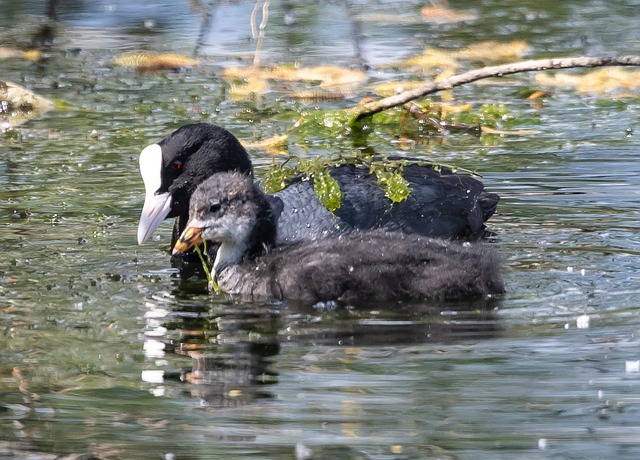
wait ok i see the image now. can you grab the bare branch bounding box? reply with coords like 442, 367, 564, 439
350, 56, 640, 122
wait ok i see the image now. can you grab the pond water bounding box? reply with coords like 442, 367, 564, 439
2, 0, 640, 458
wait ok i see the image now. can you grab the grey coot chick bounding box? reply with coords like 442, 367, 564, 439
172, 172, 504, 305
137, 123, 500, 253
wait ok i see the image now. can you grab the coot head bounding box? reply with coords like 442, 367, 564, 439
172, 172, 277, 273
137, 123, 252, 245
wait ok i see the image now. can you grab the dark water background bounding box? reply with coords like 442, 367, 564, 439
2, 0, 640, 458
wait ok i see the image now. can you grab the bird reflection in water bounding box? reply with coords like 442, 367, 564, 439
141, 281, 503, 408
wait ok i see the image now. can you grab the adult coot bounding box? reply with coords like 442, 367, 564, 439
137, 123, 499, 251
172, 172, 504, 304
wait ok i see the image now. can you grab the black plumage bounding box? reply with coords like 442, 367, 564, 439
173, 172, 504, 305
137, 123, 500, 253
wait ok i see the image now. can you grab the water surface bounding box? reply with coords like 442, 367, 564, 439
2, 1, 640, 458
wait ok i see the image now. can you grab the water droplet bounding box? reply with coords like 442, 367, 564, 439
626, 360, 640, 373
576, 314, 589, 329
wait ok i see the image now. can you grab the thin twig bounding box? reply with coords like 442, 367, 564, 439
250, 0, 260, 39
251, 0, 270, 67
350, 55, 640, 122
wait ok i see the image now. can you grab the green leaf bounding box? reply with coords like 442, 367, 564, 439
311, 167, 343, 212
448, 103, 515, 128
261, 153, 481, 210
370, 164, 411, 203
262, 164, 298, 193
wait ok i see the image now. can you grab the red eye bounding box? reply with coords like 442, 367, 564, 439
169, 160, 182, 172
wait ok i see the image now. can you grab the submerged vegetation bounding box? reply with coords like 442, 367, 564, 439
3, 1, 640, 209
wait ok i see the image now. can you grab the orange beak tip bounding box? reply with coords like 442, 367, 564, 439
172, 226, 203, 254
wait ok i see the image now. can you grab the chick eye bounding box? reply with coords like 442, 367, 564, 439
169, 160, 182, 172
209, 203, 222, 213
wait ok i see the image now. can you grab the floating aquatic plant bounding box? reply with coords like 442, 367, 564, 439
262, 157, 343, 212
535, 68, 640, 95
113, 51, 198, 72
262, 155, 479, 212
221, 64, 367, 100
193, 242, 220, 294
420, 5, 477, 23
0, 80, 55, 128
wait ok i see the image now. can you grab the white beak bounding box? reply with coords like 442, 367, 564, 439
137, 144, 172, 245
137, 191, 172, 245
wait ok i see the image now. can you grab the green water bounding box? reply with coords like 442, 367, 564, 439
2, 0, 640, 458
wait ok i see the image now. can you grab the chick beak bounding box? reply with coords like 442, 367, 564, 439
172, 226, 203, 255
